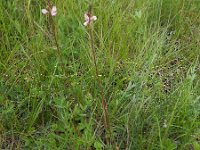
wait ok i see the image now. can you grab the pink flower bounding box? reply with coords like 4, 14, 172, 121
84, 13, 97, 26
51, 6, 57, 16
42, 6, 57, 16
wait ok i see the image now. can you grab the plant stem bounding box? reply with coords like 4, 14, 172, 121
88, 24, 111, 144
47, 1, 65, 74
50, 16, 65, 73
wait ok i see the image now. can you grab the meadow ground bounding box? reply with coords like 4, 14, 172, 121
0, 0, 200, 149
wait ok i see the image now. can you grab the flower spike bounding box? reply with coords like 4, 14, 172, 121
84, 12, 97, 26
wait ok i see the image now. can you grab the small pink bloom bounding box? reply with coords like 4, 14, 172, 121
41, 6, 57, 16
84, 13, 97, 26
51, 6, 57, 16
84, 13, 90, 26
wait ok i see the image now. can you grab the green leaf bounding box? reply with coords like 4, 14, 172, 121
94, 141, 103, 150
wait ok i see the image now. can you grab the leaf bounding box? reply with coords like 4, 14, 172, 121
94, 141, 103, 150
193, 141, 200, 150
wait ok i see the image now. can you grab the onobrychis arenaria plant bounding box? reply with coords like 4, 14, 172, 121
42, 6, 57, 16
84, 12, 97, 26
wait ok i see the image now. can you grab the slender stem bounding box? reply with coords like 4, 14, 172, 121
50, 16, 65, 73
47, 0, 65, 74
88, 24, 111, 144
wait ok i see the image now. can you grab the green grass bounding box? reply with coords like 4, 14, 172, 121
0, 0, 200, 149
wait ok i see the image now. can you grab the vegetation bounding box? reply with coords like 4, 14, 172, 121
0, 0, 199, 149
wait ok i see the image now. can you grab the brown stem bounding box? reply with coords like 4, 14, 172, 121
88, 24, 111, 144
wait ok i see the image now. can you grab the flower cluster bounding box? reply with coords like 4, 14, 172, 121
42, 6, 57, 16
84, 13, 97, 26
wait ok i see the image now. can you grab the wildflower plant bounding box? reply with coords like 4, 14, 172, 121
84, 5, 112, 145
41, 1, 64, 74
